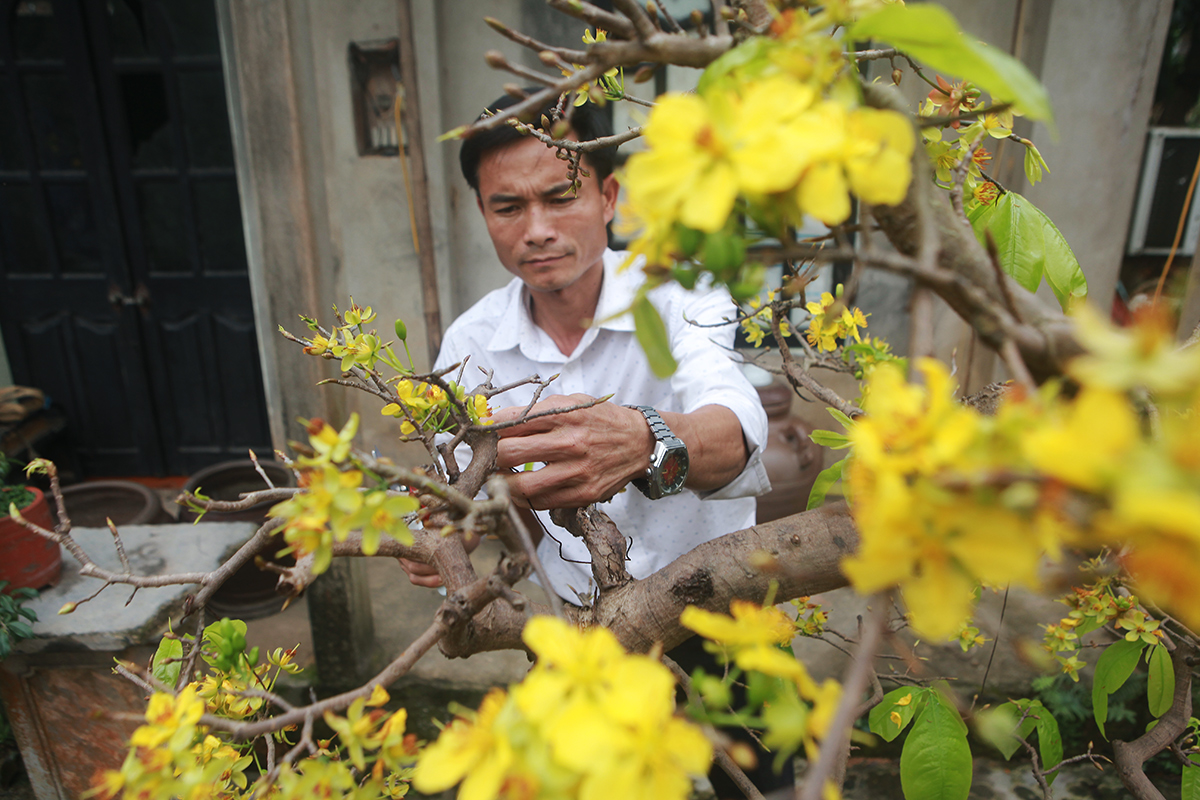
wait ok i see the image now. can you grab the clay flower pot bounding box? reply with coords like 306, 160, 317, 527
0, 488, 62, 591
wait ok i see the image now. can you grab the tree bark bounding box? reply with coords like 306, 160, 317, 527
438, 502, 858, 658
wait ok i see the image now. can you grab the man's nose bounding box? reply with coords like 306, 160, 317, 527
523, 204, 557, 247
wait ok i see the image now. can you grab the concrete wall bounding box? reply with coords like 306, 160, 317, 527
218, 0, 454, 464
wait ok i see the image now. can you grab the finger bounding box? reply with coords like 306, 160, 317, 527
507, 464, 595, 510
398, 557, 443, 587
496, 432, 568, 470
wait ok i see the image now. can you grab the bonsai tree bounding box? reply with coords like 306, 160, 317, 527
10, 2, 1200, 799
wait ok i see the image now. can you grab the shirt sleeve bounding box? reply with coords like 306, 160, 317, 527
660, 283, 772, 501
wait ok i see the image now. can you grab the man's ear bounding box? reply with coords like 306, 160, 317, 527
601, 175, 619, 224
475, 191, 484, 215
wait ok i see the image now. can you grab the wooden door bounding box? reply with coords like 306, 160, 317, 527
0, 0, 271, 476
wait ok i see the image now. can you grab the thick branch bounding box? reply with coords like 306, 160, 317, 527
439, 503, 858, 658
550, 506, 633, 592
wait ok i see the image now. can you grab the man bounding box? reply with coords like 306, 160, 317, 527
406, 92, 784, 797
403, 93, 768, 604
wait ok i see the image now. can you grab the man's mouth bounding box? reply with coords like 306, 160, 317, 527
521, 251, 572, 266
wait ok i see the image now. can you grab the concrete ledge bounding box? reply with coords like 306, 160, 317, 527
17, 522, 257, 654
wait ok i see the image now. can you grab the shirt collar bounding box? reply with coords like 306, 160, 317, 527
484, 249, 646, 353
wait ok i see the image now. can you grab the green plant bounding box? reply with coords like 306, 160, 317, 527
0, 454, 34, 515
0, 580, 38, 659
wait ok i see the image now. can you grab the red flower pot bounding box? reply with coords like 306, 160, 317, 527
0, 488, 62, 591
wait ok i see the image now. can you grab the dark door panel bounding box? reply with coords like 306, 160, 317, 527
0, 0, 270, 476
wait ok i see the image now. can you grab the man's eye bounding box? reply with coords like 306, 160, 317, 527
494, 205, 518, 215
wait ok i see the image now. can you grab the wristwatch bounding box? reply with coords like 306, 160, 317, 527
627, 405, 689, 499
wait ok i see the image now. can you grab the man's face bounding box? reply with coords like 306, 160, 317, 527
476, 135, 618, 296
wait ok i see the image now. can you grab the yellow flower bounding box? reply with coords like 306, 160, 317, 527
1069, 304, 1200, 397
130, 685, 205, 751
624, 76, 819, 234
681, 601, 818, 691
303, 413, 359, 465
1021, 387, 1137, 493
681, 600, 795, 647
413, 689, 514, 800
843, 107, 915, 208
804, 286, 868, 352
325, 696, 385, 770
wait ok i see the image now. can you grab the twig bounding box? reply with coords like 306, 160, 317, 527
661, 656, 766, 800
106, 518, 131, 574
545, 0, 638, 39
484, 50, 561, 88
1014, 731, 1053, 800
799, 597, 886, 800
948, 136, 984, 217
1000, 339, 1037, 392
972, 585, 1009, 712
508, 119, 646, 154
179, 611, 207, 689
484, 16, 588, 63
507, 504, 564, 619
613, 0, 658, 40
484, 394, 614, 431
248, 449, 278, 490
781, 361, 865, 419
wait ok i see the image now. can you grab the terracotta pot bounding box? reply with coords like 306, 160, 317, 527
61, 481, 168, 528
182, 460, 296, 619
181, 460, 294, 523
0, 488, 62, 591
755, 381, 825, 525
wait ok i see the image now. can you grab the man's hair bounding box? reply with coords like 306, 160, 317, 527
459, 90, 616, 193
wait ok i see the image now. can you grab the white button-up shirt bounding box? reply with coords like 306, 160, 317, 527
435, 249, 770, 603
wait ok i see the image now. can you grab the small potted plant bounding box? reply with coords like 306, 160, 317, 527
0, 579, 38, 787
0, 455, 60, 591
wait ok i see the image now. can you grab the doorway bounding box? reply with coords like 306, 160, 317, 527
0, 0, 271, 476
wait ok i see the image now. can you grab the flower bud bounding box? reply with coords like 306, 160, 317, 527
394, 319, 407, 342
892, 68, 903, 86
58, 602, 77, 615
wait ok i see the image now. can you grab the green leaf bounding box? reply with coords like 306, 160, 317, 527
152, 636, 184, 688
1147, 644, 1175, 719
848, 4, 1053, 123
968, 193, 1042, 293
870, 687, 927, 742
7, 621, 32, 640
806, 458, 845, 511
1184, 765, 1200, 800
900, 694, 973, 800
808, 429, 851, 448
968, 192, 1087, 312
1037, 204, 1089, 311
696, 36, 773, 95
1093, 638, 1147, 739
974, 702, 1026, 760
1034, 702, 1063, 784
631, 295, 678, 379
826, 407, 855, 430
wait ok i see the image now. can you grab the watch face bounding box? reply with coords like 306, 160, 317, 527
660, 448, 688, 493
